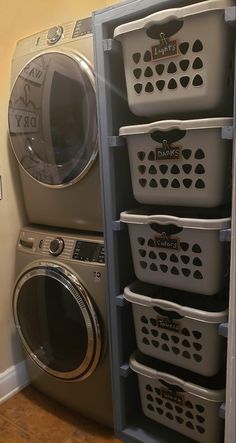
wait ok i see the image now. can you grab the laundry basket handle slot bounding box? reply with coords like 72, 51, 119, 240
150, 223, 183, 236
145, 19, 183, 39
154, 306, 184, 320
159, 378, 185, 392
150, 129, 186, 144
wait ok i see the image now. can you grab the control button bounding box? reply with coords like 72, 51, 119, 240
47, 26, 63, 45
39, 239, 43, 249
49, 237, 64, 256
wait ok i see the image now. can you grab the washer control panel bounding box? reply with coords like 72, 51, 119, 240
73, 241, 105, 263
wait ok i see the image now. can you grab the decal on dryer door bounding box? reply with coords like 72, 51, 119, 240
9, 108, 40, 133
20, 60, 46, 85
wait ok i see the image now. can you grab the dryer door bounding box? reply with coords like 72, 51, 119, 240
8, 51, 97, 187
13, 264, 102, 380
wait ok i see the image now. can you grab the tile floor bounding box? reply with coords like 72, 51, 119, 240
0, 386, 122, 443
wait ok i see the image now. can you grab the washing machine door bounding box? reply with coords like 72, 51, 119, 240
8, 51, 97, 187
13, 263, 102, 380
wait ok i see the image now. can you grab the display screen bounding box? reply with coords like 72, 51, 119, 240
73, 241, 104, 263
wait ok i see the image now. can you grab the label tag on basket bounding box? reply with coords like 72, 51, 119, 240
155, 233, 179, 250
156, 144, 181, 161
151, 33, 178, 61
161, 389, 184, 405
157, 317, 180, 333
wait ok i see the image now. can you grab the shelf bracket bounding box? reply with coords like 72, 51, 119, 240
112, 220, 126, 231
219, 228, 231, 242
225, 6, 236, 24
120, 363, 132, 378
219, 322, 228, 338
221, 126, 234, 140
103, 38, 121, 54
108, 136, 126, 148
219, 403, 226, 419
116, 294, 128, 307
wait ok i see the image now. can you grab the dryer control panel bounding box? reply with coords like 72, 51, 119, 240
73, 241, 105, 263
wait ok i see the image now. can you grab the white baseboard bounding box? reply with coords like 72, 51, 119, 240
0, 360, 30, 404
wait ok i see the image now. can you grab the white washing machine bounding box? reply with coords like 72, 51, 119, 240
13, 226, 113, 427
8, 17, 103, 232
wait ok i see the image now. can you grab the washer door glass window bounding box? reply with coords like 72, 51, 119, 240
8, 52, 97, 187
13, 266, 101, 380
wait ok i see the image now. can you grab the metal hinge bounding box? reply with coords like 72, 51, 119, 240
103, 38, 120, 53
219, 228, 231, 242
108, 136, 126, 148
221, 126, 234, 140
112, 220, 125, 231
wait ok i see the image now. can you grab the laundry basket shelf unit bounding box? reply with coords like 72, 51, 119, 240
93, 1, 236, 443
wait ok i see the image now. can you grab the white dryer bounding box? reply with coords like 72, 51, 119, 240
13, 226, 113, 426
8, 17, 103, 232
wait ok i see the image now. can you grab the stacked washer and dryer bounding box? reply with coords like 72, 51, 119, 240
8, 17, 113, 427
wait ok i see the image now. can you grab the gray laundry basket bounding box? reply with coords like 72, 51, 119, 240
114, 0, 234, 117
130, 352, 225, 443
124, 281, 228, 376
120, 207, 230, 295
120, 118, 233, 207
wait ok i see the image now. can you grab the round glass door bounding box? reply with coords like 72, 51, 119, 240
13, 265, 101, 380
8, 52, 97, 187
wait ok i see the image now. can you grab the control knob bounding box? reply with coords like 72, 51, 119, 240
47, 26, 63, 45
49, 237, 64, 256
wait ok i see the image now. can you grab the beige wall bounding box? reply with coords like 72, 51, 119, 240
0, 0, 121, 374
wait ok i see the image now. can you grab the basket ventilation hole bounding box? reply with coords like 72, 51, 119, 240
195, 149, 205, 159
148, 239, 155, 247
183, 178, 192, 188
144, 67, 153, 77
185, 401, 193, 409
146, 384, 153, 392
138, 151, 145, 161
149, 251, 157, 259
179, 59, 190, 71
172, 346, 180, 354
182, 268, 191, 277
148, 151, 155, 161
196, 415, 205, 423
150, 263, 158, 271
149, 179, 158, 188
192, 244, 202, 253
182, 328, 190, 336
151, 329, 158, 337
171, 335, 180, 344
141, 315, 148, 324
171, 266, 179, 275
182, 149, 192, 160
156, 80, 165, 91
132, 52, 141, 64
166, 412, 174, 420
138, 237, 145, 245
193, 342, 202, 351
151, 318, 157, 326
159, 164, 168, 174
156, 397, 163, 405
167, 62, 177, 73
182, 350, 191, 359
141, 326, 149, 335
165, 402, 173, 410
143, 337, 150, 345
138, 165, 146, 174
181, 255, 190, 264
147, 403, 154, 411
155, 388, 161, 395
197, 426, 205, 434
139, 178, 147, 187
171, 164, 180, 174
193, 74, 203, 86
193, 270, 203, 279
186, 411, 194, 419
144, 51, 152, 62
176, 416, 184, 424
195, 179, 205, 189
175, 406, 183, 414
138, 249, 146, 258
193, 257, 202, 267
170, 254, 178, 263
162, 343, 170, 352
195, 164, 205, 174
133, 68, 142, 79
192, 40, 203, 52
193, 354, 202, 362
193, 331, 202, 340
183, 164, 192, 174
196, 404, 205, 413
160, 178, 169, 188
155, 64, 165, 75
186, 421, 194, 430
171, 179, 180, 188
168, 78, 177, 89
140, 260, 147, 269
145, 82, 154, 92
149, 165, 157, 174
160, 264, 168, 273
180, 242, 189, 251
134, 83, 143, 94
182, 339, 191, 348
146, 394, 153, 401
179, 42, 189, 55
152, 340, 159, 348
159, 252, 167, 260
180, 76, 190, 88
193, 57, 203, 69
161, 333, 169, 341
156, 407, 164, 415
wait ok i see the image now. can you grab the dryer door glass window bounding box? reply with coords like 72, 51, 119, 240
8, 52, 97, 187
14, 268, 101, 380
